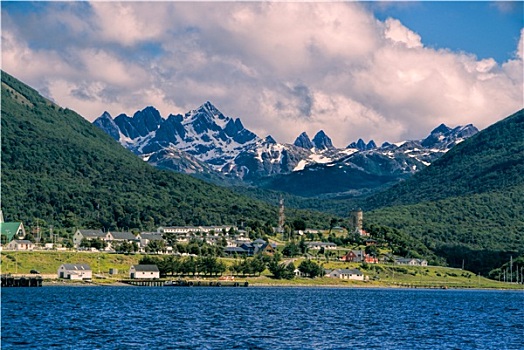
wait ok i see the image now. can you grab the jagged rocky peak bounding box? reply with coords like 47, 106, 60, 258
312, 130, 334, 150
294, 132, 314, 149
99, 111, 112, 120
431, 123, 452, 135
189, 101, 227, 123
93, 111, 120, 141
265, 135, 277, 144
132, 106, 163, 135
347, 138, 376, 151
453, 124, 479, 138
366, 140, 377, 149
422, 123, 478, 148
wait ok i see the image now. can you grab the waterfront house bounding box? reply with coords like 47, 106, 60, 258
294, 268, 308, 277
326, 268, 364, 281
73, 229, 106, 248
129, 264, 160, 279
58, 264, 92, 280
5, 239, 34, 251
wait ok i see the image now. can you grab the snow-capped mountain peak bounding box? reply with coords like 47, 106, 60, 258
93, 102, 478, 191
347, 138, 376, 151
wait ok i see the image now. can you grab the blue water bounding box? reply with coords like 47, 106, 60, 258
1, 287, 523, 349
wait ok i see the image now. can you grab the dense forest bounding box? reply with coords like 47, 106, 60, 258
366, 109, 524, 208
0, 71, 333, 231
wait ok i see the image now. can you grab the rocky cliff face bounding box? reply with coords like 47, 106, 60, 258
94, 102, 478, 196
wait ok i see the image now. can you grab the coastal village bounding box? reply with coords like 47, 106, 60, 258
0, 206, 431, 286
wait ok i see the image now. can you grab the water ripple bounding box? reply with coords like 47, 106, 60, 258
2, 287, 523, 349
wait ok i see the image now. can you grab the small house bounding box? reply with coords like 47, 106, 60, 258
326, 268, 364, 281
73, 229, 106, 248
106, 231, 136, 242
395, 258, 428, 266
294, 268, 307, 277
58, 264, 92, 280
129, 264, 160, 279
5, 239, 35, 251
139, 233, 165, 250
340, 250, 365, 262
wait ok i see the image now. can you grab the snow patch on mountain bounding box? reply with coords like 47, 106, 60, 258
93, 102, 478, 187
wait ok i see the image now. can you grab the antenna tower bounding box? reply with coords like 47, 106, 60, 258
278, 196, 285, 233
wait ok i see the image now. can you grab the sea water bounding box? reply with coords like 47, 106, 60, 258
1, 287, 523, 349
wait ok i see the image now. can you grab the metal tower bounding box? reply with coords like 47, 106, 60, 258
278, 196, 285, 233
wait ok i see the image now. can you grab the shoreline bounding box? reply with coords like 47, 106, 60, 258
37, 279, 524, 291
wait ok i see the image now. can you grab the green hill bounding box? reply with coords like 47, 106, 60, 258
367, 110, 524, 207
363, 110, 524, 274
0, 71, 331, 230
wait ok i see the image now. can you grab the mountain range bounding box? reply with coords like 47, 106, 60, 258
2, 70, 522, 274
94, 103, 478, 197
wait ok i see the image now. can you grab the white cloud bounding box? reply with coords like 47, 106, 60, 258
90, 2, 168, 46
1, 2, 522, 146
384, 18, 423, 48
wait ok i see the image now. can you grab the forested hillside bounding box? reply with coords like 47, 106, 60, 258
0, 71, 331, 230
363, 110, 524, 273
366, 109, 524, 208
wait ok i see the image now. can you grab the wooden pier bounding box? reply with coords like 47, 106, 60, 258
1, 275, 43, 287
121, 279, 249, 287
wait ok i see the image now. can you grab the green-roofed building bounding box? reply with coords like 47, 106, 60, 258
0, 211, 26, 244
0, 222, 26, 244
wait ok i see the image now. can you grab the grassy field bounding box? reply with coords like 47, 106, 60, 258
1, 251, 522, 290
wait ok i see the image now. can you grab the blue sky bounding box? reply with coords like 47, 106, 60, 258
1, 1, 523, 145
369, 1, 523, 63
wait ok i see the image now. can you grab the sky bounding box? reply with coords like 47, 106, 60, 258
1, 1, 523, 147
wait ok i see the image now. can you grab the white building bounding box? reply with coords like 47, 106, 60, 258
158, 225, 234, 236
58, 264, 92, 280
129, 265, 160, 279
5, 239, 34, 251
325, 268, 364, 281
